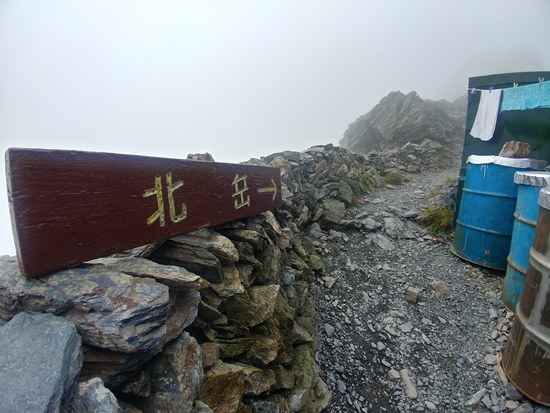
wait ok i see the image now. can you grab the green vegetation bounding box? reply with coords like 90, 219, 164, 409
383, 171, 405, 186
359, 164, 376, 192
420, 205, 454, 235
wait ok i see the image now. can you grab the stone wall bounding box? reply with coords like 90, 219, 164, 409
0, 144, 368, 413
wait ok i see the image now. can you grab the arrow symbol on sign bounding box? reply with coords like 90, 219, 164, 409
257, 179, 278, 201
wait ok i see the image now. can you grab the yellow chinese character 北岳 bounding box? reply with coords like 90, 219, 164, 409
143, 173, 187, 227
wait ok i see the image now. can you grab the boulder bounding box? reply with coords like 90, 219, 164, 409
0, 312, 82, 413
0, 256, 168, 353
321, 199, 346, 227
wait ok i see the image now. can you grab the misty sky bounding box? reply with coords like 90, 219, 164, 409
0, 0, 549, 257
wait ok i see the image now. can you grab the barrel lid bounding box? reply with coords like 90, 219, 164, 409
514, 171, 550, 187
539, 188, 550, 210
467, 155, 546, 170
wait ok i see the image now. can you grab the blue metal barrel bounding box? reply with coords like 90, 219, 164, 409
452, 156, 546, 270
502, 171, 550, 312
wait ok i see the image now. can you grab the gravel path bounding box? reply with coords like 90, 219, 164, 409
314, 168, 550, 413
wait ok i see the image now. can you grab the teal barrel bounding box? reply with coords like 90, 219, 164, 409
452, 156, 546, 270
502, 171, 550, 312
502, 187, 550, 406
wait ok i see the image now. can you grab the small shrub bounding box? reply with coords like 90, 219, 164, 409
360, 165, 376, 192
420, 206, 454, 235
383, 171, 404, 186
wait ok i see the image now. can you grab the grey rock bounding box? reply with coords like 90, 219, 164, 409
166, 291, 201, 342
361, 217, 378, 231
505, 382, 523, 400
384, 217, 404, 238
0, 257, 169, 354
209, 262, 245, 297
217, 228, 264, 250
171, 228, 239, 263
79, 345, 158, 388
425, 401, 437, 411
309, 222, 323, 239
402, 210, 419, 219
0, 312, 82, 413
337, 180, 354, 206
283, 267, 296, 286
466, 388, 487, 406
388, 369, 401, 379
485, 354, 497, 365
70, 378, 121, 413
322, 198, 346, 226
149, 241, 223, 283
324, 323, 335, 337
406, 287, 420, 303
337, 379, 347, 393
373, 234, 396, 251
130, 332, 203, 413
399, 322, 414, 333
232, 241, 262, 269
399, 368, 418, 399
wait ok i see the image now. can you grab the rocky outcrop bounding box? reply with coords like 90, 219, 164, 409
0, 143, 392, 413
339, 91, 465, 168
0, 312, 82, 413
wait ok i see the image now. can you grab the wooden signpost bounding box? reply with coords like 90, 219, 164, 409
6, 148, 282, 277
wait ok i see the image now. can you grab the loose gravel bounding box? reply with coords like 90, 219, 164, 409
314, 168, 550, 413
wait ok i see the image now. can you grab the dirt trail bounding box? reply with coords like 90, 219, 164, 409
315, 168, 548, 413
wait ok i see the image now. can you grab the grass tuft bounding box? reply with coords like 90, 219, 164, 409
420, 206, 454, 235
383, 171, 404, 186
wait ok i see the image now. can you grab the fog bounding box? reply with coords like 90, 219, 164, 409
0, 0, 549, 256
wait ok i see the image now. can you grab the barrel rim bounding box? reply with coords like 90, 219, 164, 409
467, 155, 546, 170
514, 171, 550, 187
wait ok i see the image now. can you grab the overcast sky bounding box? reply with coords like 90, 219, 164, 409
0, 0, 549, 257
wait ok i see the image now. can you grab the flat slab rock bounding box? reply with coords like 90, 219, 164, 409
0, 255, 169, 353
0, 312, 83, 413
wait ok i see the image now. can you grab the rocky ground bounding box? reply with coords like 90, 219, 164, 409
313, 166, 550, 413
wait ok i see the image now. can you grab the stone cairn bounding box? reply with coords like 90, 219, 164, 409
0, 144, 371, 413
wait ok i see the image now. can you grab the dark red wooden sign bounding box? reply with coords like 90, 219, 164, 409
6, 148, 282, 277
